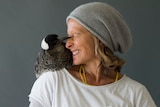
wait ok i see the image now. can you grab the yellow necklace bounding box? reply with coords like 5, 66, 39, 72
79, 65, 119, 85
115, 71, 119, 82
79, 65, 88, 84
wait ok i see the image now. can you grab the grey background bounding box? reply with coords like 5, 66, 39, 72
0, 0, 159, 107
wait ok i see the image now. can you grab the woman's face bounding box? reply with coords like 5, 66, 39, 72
66, 19, 98, 65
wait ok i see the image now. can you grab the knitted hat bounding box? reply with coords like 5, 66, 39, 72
66, 2, 132, 53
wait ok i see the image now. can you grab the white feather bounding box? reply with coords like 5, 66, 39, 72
41, 38, 49, 50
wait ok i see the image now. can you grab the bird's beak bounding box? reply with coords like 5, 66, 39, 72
61, 37, 71, 41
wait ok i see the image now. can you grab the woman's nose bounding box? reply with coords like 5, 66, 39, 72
65, 38, 73, 49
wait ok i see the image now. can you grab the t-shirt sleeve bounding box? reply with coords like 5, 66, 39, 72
135, 85, 157, 107
28, 71, 56, 107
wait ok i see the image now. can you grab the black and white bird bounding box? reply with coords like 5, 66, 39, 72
34, 34, 73, 78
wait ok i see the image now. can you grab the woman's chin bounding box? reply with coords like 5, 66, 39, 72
73, 61, 81, 65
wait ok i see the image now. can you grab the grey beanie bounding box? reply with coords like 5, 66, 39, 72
66, 2, 132, 53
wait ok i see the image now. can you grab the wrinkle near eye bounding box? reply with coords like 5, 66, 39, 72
69, 33, 77, 38
73, 32, 81, 37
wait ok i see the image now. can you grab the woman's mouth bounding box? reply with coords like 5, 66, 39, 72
72, 50, 79, 56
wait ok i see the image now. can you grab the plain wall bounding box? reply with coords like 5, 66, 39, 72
0, 0, 159, 106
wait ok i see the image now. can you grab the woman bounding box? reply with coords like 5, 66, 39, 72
29, 2, 156, 107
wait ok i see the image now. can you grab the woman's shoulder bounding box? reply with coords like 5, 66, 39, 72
119, 75, 147, 90
38, 70, 58, 78
34, 69, 66, 83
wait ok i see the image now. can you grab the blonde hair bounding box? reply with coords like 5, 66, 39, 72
93, 36, 125, 73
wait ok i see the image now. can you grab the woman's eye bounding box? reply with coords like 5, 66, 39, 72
69, 33, 80, 40
73, 33, 80, 37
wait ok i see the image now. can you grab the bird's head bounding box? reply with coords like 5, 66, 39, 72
41, 34, 71, 50
41, 34, 59, 50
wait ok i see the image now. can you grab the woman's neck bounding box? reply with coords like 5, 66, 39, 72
69, 65, 122, 86
81, 63, 119, 85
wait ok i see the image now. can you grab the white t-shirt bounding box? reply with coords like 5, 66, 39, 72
28, 68, 156, 107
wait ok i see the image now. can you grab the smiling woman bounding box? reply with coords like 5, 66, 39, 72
66, 19, 96, 66
28, 2, 157, 107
